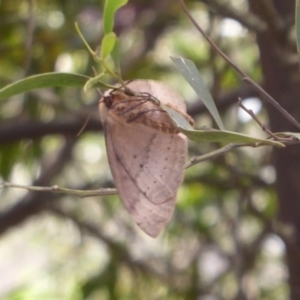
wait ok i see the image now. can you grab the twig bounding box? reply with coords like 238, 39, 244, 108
238, 98, 299, 143
238, 98, 281, 139
243, 78, 300, 131
0, 138, 76, 235
178, 0, 300, 131
0, 181, 117, 197
186, 143, 254, 168
2, 143, 259, 196
77, 115, 91, 137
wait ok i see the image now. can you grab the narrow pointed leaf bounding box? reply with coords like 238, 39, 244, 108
274, 132, 300, 140
180, 128, 284, 146
83, 74, 113, 92
101, 32, 117, 59
161, 102, 284, 147
171, 56, 225, 130
111, 38, 122, 75
103, 0, 128, 34
0, 73, 90, 101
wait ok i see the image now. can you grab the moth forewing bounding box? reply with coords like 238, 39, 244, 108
99, 80, 193, 237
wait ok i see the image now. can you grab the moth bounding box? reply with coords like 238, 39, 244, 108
99, 80, 194, 237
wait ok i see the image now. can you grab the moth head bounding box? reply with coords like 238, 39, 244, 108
103, 95, 114, 108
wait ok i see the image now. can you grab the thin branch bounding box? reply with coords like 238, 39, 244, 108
186, 81, 259, 115
186, 143, 255, 168
238, 98, 275, 136
178, 0, 300, 131
238, 98, 286, 140
1, 182, 117, 197
0, 138, 76, 235
243, 78, 300, 131
238, 98, 300, 144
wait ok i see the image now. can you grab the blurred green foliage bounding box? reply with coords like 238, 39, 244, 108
0, 0, 286, 299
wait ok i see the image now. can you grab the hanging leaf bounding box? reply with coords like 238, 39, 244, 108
171, 56, 225, 130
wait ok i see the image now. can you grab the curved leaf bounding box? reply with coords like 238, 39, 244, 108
180, 128, 284, 146
161, 102, 284, 147
171, 56, 225, 130
103, 0, 128, 34
83, 74, 115, 92
111, 38, 121, 75
0, 72, 90, 101
274, 132, 300, 140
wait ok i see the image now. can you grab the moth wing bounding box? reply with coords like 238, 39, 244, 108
103, 118, 186, 237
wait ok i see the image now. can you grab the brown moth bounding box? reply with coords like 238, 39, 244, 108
99, 80, 194, 237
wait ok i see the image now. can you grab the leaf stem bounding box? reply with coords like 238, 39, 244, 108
75, 22, 126, 88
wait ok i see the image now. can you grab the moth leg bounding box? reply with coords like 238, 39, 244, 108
127, 108, 166, 123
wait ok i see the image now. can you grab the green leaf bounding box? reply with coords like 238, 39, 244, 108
274, 132, 300, 140
296, 0, 300, 67
180, 128, 284, 146
160, 102, 284, 147
171, 56, 225, 130
111, 38, 121, 75
0, 73, 90, 101
103, 0, 128, 34
83, 74, 114, 92
162, 103, 194, 130
75, 22, 99, 61
101, 32, 117, 59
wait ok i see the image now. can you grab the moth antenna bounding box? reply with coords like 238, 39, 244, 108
118, 99, 149, 115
